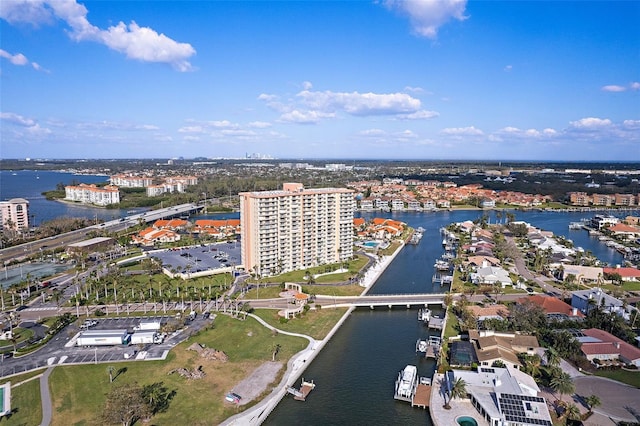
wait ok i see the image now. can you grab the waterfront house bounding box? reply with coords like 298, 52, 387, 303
608, 223, 640, 241
469, 330, 539, 369
470, 264, 512, 288
444, 366, 552, 426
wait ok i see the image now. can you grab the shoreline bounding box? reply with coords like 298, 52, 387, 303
222, 242, 406, 425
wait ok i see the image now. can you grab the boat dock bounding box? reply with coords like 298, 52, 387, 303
416, 336, 441, 358
428, 316, 445, 330
412, 378, 431, 409
286, 379, 316, 401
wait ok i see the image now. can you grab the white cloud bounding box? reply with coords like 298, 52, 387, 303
399, 129, 418, 138
404, 86, 426, 94
279, 110, 335, 124
630, 82, 640, 91
495, 126, 557, 139
1, 112, 35, 126
207, 120, 238, 129
397, 110, 439, 120
297, 90, 421, 116
1, 0, 196, 71
384, 0, 468, 39
302, 81, 313, 90
0, 0, 55, 26
0, 111, 51, 137
622, 120, 640, 129
504, 65, 513, 72
178, 125, 204, 133
601, 85, 626, 92
248, 121, 272, 129
440, 126, 483, 136
569, 117, 612, 129
0, 49, 28, 65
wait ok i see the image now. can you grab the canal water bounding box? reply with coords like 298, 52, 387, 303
264, 209, 627, 425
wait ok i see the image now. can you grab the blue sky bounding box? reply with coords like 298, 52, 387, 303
1, 0, 638, 161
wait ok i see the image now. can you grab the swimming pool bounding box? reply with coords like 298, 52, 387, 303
363, 241, 380, 248
456, 416, 478, 426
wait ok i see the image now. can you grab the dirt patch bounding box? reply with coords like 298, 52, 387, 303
230, 361, 283, 405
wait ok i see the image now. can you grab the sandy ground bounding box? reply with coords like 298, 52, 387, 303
231, 361, 283, 405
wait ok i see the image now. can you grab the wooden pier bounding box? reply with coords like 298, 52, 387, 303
412, 382, 431, 409
287, 379, 316, 401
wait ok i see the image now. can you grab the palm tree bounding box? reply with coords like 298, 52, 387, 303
550, 371, 575, 403
585, 394, 601, 413
449, 377, 467, 404
107, 365, 115, 383
545, 348, 561, 368
564, 402, 581, 421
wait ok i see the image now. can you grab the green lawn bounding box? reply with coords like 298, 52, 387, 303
601, 281, 640, 292
253, 307, 349, 340
2, 377, 42, 426
443, 308, 460, 340
49, 314, 308, 425
302, 284, 363, 297
595, 369, 640, 388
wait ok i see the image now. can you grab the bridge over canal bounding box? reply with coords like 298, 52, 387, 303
314, 293, 447, 309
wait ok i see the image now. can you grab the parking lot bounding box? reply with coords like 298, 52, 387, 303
61, 314, 212, 365
149, 242, 241, 275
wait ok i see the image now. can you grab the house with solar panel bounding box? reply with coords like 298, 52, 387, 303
444, 366, 553, 426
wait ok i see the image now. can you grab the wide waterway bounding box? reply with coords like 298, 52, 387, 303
264, 209, 628, 425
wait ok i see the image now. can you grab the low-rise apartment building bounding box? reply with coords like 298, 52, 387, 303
65, 184, 120, 206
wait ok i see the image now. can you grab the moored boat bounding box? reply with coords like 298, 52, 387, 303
394, 365, 417, 401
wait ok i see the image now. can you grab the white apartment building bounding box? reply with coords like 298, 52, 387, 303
240, 183, 354, 277
109, 174, 153, 187
65, 184, 120, 206
0, 198, 30, 232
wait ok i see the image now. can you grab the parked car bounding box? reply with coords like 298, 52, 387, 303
225, 392, 241, 403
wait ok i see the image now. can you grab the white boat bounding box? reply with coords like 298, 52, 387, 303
409, 232, 423, 244
434, 260, 450, 271
394, 365, 417, 400
418, 308, 431, 322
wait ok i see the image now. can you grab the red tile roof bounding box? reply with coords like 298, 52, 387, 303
517, 295, 585, 317
582, 328, 640, 362
603, 267, 640, 278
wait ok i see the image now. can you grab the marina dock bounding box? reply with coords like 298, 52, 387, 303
287, 379, 316, 401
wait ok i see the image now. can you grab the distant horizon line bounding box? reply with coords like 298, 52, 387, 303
2, 158, 639, 165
